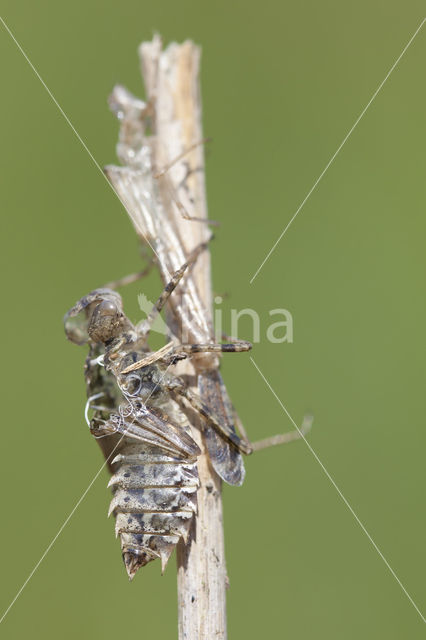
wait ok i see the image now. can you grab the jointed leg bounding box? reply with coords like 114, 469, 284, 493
103, 255, 155, 290
153, 138, 218, 226
234, 412, 313, 452
153, 138, 210, 179
164, 374, 253, 455
160, 174, 219, 226
121, 338, 252, 374
171, 339, 252, 356
121, 342, 177, 374
136, 240, 210, 337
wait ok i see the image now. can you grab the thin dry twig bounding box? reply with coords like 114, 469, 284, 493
139, 37, 227, 639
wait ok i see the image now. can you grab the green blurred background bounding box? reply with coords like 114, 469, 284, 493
0, 1, 424, 638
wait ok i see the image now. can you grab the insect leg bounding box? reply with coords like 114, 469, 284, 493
123, 318, 242, 375
153, 139, 219, 226
208, 407, 312, 454
136, 240, 210, 338
248, 414, 313, 452
170, 339, 252, 356
164, 374, 253, 455
228, 407, 250, 444
102, 257, 155, 290
90, 414, 155, 446
159, 174, 220, 226
151, 338, 251, 367
193, 357, 311, 452
153, 138, 210, 179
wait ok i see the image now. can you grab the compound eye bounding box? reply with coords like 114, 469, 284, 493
97, 300, 118, 317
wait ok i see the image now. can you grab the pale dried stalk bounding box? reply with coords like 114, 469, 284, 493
139, 38, 227, 639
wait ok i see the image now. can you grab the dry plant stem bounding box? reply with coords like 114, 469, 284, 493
139, 38, 227, 639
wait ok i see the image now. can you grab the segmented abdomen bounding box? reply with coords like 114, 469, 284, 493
108, 440, 198, 579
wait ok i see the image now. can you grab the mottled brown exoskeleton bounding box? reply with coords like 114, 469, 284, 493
105, 85, 253, 488
66, 83, 311, 580
64, 250, 252, 579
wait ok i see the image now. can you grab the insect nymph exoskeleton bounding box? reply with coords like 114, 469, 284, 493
65, 252, 256, 578
104, 367, 201, 578
108, 432, 199, 577
65, 288, 201, 578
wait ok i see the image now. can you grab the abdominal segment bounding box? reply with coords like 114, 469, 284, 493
108, 441, 199, 579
